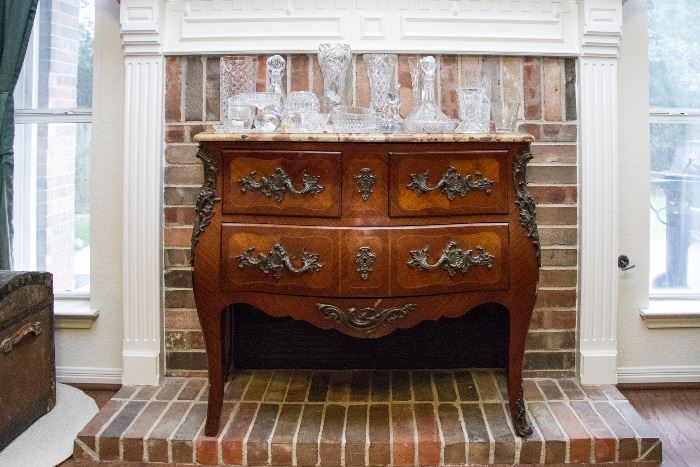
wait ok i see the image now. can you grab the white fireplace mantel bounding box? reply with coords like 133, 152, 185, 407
119, 0, 623, 385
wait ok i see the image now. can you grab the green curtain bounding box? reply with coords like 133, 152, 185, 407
0, 0, 39, 269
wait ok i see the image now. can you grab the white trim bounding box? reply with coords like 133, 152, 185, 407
618, 365, 700, 384
161, 0, 580, 55
56, 366, 123, 385
120, 0, 165, 386
640, 299, 700, 329
54, 299, 100, 329
577, 0, 622, 385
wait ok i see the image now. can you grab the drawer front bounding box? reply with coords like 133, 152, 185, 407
390, 224, 509, 295
389, 151, 509, 217
221, 224, 340, 295
222, 150, 341, 217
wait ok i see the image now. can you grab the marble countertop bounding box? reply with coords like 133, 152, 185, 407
193, 132, 535, 143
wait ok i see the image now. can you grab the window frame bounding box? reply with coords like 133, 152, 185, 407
12, 4, 93, 300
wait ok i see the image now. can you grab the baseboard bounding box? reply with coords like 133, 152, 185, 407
56, 366, 123, 385
579, 350, 618, 384
617, 365, 700, 384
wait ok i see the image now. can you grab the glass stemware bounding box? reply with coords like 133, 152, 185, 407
317, 43, 352, 113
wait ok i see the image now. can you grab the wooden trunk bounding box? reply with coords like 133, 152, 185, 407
0, 271, 56, 450
190, 133, 540, 438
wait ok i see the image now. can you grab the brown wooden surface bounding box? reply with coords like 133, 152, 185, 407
389, 149, 509, 217
192, 139, 539, 437
222, 149, 341, 217
622, 388, 700, 467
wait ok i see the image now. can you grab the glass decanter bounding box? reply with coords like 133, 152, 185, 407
404, 56, 456, 133
317, 43, 352, 113
266, 55, 286, 99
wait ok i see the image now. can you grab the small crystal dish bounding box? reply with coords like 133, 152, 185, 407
331, 106, 375, 133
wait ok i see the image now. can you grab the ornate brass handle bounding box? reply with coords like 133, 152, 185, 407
406, 166, 493, 200
0, 322, 43, 354
238, 167, 323, 203
317, 303, 416, 336
407, 241, 494, 277
236, 243, 323, 280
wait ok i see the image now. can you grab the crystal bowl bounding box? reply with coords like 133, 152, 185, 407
331, 106, 375, 133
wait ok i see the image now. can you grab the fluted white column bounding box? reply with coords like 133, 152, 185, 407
120, 0, 163, 386
578, 0, 623, 384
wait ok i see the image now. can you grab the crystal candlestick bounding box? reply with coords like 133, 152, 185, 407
267, 55, 286, 99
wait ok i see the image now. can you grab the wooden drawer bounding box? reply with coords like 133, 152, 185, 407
390, 224, 509, 295
221, 224, 340, 295
222, 150, 341, 217
389, 150, 509, 217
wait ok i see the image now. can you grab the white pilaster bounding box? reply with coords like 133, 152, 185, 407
578, 0, 623, 384
120, 0, 164, 386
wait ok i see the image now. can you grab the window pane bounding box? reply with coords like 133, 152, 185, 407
650, 122, 700, 295
16, 122, 91, 293
16, 0, 94, 110
647, 0, 700, 109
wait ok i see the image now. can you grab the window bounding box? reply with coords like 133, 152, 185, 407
647, 0, 700, 298
13, 0, 94, 296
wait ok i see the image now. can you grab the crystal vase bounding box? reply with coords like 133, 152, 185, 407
317, 43, 352, 113
219, 56, 256, 125
363, 54, 402, 131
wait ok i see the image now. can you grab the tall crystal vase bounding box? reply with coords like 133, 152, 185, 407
363, 54, 397, 113
219, 56, 256, 124
317, 43, 351, 113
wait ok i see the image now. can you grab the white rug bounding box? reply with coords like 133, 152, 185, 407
0, 383, 99, 467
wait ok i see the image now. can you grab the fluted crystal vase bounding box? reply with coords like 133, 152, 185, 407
317, 43, 352, 113
363, 54, 397, 113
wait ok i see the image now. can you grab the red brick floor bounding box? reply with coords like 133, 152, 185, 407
73, 370, 661, 465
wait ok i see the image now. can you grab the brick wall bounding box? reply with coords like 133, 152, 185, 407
163, 54, 577, 378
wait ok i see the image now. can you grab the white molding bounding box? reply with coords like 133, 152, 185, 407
120, 0, 164, 387
577, 0, 622, 384
618, 365, 700, 384
56, 366, 123, 385
54, 299, 100, 329
161, 0, 580, 54
640, 300, 700, 329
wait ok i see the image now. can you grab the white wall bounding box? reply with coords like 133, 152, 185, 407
54, 0, 124, 384
616, 0, 700, 382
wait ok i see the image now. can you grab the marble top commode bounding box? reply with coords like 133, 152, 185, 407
193, 132, 535, 143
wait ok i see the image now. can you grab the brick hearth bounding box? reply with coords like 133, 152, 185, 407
73, 370, 660, 465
